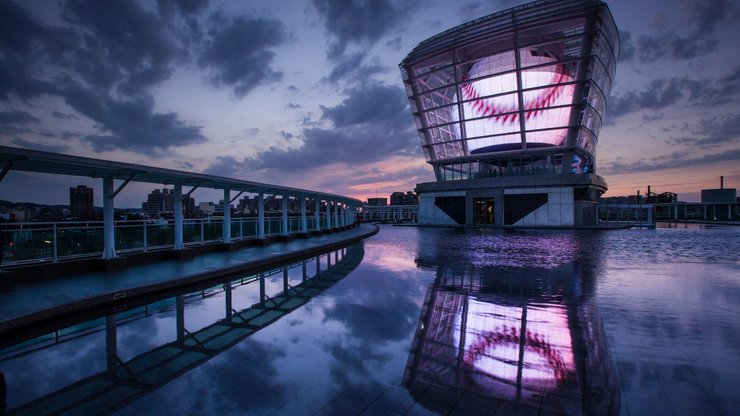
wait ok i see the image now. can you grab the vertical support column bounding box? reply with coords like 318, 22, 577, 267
325, 201, 331, 230
103, 175, 116, 259
174, 183, 184, 250
105, 315, 117, 375
281, 194, 288, 236
300, 197, 307, 233
258, 192, 265, 239
315, 199, 321, 231
333, 201, 339, 229
302, 260, 307, 282
315, 256, 320, 277
561, 15, 596, 174
223, 188, 231, 243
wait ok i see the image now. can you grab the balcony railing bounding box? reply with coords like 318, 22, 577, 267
0, 216, 327, 266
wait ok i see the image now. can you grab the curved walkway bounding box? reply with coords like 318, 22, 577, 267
0, 224, 378, 337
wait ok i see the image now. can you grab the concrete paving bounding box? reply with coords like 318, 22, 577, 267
0, 225, 377, 335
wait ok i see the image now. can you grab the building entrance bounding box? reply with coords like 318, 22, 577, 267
474, 198, 495, 225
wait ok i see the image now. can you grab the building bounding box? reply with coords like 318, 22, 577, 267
69, 185, 94, 220
400, 0, 619, 226
390, 191, 419, 206
367, 197, 387, 207
142, 188, 195, 217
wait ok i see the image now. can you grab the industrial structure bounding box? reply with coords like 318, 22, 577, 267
400, 0, 619, 226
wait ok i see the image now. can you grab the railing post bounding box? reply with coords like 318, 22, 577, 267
258, 193, 265, 239
52, 223, 58, 262
282, 194, 288, 236
223, 188, 231, 243
143, 221, 148, 252
315, 199, 321, 231
200, 220, 204, 244
174, 183, 184, 250
102, 175, 116, 259
300, 197, 307, 233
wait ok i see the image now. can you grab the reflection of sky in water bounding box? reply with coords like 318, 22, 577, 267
1, 226, 739, 415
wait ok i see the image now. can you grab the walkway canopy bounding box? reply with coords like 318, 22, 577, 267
0, 145, 362, 259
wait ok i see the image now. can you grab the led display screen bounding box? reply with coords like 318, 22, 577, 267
453, 49, 575, 154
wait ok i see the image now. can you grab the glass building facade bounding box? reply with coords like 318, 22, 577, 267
401, 0, 618, 182
401, 0, 619, 227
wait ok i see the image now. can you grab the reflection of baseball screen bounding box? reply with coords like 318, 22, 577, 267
454, 50, 574, 153
453, 297, 574, 395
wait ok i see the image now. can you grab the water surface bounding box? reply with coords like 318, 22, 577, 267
1, 225, 738, 415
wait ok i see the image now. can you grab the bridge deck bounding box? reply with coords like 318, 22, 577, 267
0, 224, 378, 336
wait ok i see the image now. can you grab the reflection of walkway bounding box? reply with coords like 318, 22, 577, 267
0, 224, 377, 337
6, 244, 364, 416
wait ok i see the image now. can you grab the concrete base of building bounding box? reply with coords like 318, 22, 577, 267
293, 232, 309, 239
276, 235, 294, 242
309, 230, 324, 236
169, 248, 195, 259
415, 174, 607, 227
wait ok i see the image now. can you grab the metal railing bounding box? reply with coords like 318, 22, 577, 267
0, 215, 328, 266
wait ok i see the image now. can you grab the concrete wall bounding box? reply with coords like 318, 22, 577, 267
507, 187, 574, 226
418, 191, 464, 225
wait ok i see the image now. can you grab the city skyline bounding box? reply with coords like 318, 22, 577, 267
1, 0, 739, 207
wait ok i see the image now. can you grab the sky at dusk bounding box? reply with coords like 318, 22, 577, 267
1, 0, 739, 207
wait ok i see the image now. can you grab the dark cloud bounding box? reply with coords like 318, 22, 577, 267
11, 137, 69, 153
158, 0, 209, 16
248, 84, 416, 171
0, 110, 39, 125
0, 0, 71, 100
666, 113, 740, 147
608, 69, 740, 120
60, 84, 205, 153
62, 0, 181, 94
205, 83, 417, 175
601, 148, 740, 175
636, 33, 714, 62
618, 30, 635, 61
324, 52, 386, 85
52, 110, 78, 120
634, 0, 737, 62
312, 0, 416, 58
285, 103, 301, 110
200, 15, 286, 98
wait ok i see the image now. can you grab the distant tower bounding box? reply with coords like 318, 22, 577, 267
69, 185, 94, 220
400, 0, 619, 227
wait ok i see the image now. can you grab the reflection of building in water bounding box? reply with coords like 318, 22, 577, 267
405, 259, 618, 415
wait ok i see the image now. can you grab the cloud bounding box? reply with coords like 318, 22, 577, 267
60, 84, 205, 153
666, 113, 740, 147
0, 0, 71, 100
600, 148, 740, 175
608, 68, 740, 120
311, 0, 416, 58
618, 30, 635, 61
634, 0, 738, 62
157, 0, 209, 16
62, 0, 181, 94
199, 15, 286, 98
324, 52, 386, 85
205, 83, 417, 175
10, 137, 69, 153
52, 110, 78, 120
0, 110, 39, 125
